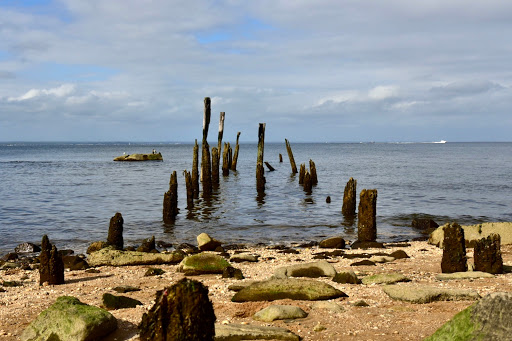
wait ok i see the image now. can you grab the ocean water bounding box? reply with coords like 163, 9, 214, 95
0, 142, 511, 254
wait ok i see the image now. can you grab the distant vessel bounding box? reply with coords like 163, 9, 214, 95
434, 140, 447, 144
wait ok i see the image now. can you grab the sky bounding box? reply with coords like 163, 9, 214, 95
1, 0, 511, 142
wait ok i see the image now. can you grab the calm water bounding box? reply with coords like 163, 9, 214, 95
0, 142, 511, 254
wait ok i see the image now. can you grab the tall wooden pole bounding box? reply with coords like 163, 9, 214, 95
222, 142, 230, 176
309, 159, 318, 185
183, 170, 193, 209
217, 112, 225, 158
231, 132, 241, 171
192, 139, 199, 198
211, 147, 219, 186
256, 123, 266, 192
285, 139, 298, 173
201, 98, 212, 196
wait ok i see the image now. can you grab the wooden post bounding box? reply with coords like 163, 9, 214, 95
299, 163, 305, 184
183, 170, 193, 209
342, 177, 357, 217
163, 171, 179, 223
217, 111, 225, 172
303, 170, 312, 192
285, 139, 298, 173
256, 123, 266, 192
201, 98, 212, 196
228, 143, 233, 170
211, 147, 219, 186
264, 162, 275, 171
192, 139, 199, 198
222, 142, 230, 176
279, 153, 283, 163
309, 159, 318, 185
231, 132, 241, 171
357, 189, 377, 242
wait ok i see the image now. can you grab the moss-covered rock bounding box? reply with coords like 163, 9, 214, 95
20, 296, 117, 341
383, 284, 480, 304
274, 260, 337, 279
253, 305, 308, 322
361, 273, 410, 285
178, 252, 231, 275
87, 248, 184, 266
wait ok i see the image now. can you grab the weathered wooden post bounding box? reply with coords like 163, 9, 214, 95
211, 147, 219, 186
201, 98, 212, 196
163, 171, 178, 223
39, 235, 64, 285
231, 132, 241, 171
285, 139, 298, 173
264, 162, 275, 171
192, 139, 199, 198
474, 233, 503, 274
228, 143, 233, 170
256, 123, 266, 192
222, 142, 230, 176
309, 159, 318, 185
299, 163, 305, 184
107, 212, 124, 249
279, 154, 283, 163
342, 177, 357, 217
441, 222, 467, 273
217, 112, 225, 156
352, 189, 383, 249
303, 170, 312, 192
183, 170, 194, 209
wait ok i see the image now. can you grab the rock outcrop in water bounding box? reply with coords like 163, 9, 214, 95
113, 153, 162, 161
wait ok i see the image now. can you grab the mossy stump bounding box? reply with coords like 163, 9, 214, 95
474, 233, 503, 274
441, 222, 468, 273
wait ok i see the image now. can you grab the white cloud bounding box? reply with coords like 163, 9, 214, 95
8, 84, 75, 102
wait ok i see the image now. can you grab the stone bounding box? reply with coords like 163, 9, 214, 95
229, 254, 259, 263
312, 301, 344, 313
136, 236, 156, 253
163, 171, 178, 224
231, 278, 347, 302
253, 305, 308, 322
342, 177, 357, 217
369, 256, 395, 263
361, 273, 410, 285
425, 292, 512, 341
215, 323, 300, 341
15, 242, 41, 253
389, 250, 409, 259
435, 271, 495, 281
178, 252, 231, 275
63, 256, 89, 270
87, 248, 184, 267
0, 253, 18, 261
86, 241, 109, 254
332, 270, 361, 284
197, 233, 222, 251
39, 235, 64, 285
222, 267, 244, 280
383, 284, 480, 304
20, 296, 117, 341
144, 267, 165, 276
319, 237, 346, 249
441, 222, 468, 273
114, 153, 163, 161
353, 300, 370, 307
113, 286, 141, 293
357, 189, 377, 242
474, 233, 503, 274
313, 323, 327, 332
139, 278, 215, 341
274, 260, 337, 279
350, 241, 384, 249
107, 212, 124, 250
429, 222, 512, 248
411, 218, 439, 233
350, 260, 376, 266
102, 293, 142, 310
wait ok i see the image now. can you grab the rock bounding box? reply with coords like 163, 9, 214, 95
39, 235, 64, 285
350, 241, 384, 249
136, 236, 156, 253
313, 322, 327, 332
353, 300, 370, 307
85, 269, 100, 274
319, 237, 346, 249
177, 243, 200, 254
357, 189, 378, 242
231, 278, 347, 302
350, 260, 376, 266
274, 260, 337, 279
222, 267, 244, 280
215, 323, 300, 341
144, 267, 165, 276
229, 254, 259, 263
326, 196, 331, 203
114, 152, 163, 161
383, 284, 480, 304
63, 255, 89, 270
441, 222, 468, 273
197, 233, 222, 251
15, 242, 41, 254
361, 273, 410, 285
332, 270, 361, 284
389, 250, 409, 259
436, 271, 495, 281
107, 212, 124, 250
2, 281, 22, 287
474, 233, 503, 274
102, 293, 142, 310
1, 253, 18, 261
429, 222, 512, 248
178, 252, 231, 275
425, 292, 512, 340
411, 218, 439, 233
20, 296, 117, 341
369, 256, 395, 263
86, 241, 109, 254
312, 301, 344, 314
87, 248, 184, 267
139, 278, 215, 341
342, 253, 371, 259
113, 286, 141, 293
253, 305, 308, 322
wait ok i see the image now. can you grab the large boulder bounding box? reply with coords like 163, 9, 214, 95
383, 284, 480, 304
87, 248, 184, 266
429, 222, 512, 248
425, 292, 512, 340
273, 260, 337, 279
20, 296, 117, 341
232, 278, 347, 302
178, 252, 231, 275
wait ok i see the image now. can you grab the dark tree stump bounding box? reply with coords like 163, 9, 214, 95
309, 159, 318, 185
222, 142, 230, 176
441, 222, 468, 273
303, 170, 312, 193
285, 139, 298, 173
107, 212, 124, 249
183, 170, 193, 209
474, 233, 503, 274
357, 189, 377, 242
139, 278, 216, 341
39, 235, 64, 285
201, 98, 212, 197
342, 177, 357, 218
279, 153, 283, 163
256, 123, 266, 192
299, 163, 305, 184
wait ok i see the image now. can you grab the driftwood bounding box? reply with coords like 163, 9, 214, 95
231, 132, 241, 171
264, 162, 275, 171
256, 123, 266, 192
285, 139, 298, 173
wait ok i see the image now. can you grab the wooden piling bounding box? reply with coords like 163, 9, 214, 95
217, 112, 225, 155
357, 189, 377, 242
256, 123, 266, 192
285, 139, 298, 173
211, 147, 219, 186
183, 170, 194, 209
264, 162, 275, 171
309, 159, 318, 185
342, 177, 357, 217
279, 153, 283, 163
222, 142, 230, 176
201, 98, 212, 196
299, 163, 305, 184
163, 171, 179, 223
192, 140, 199, 198
228, 143, 233, 170
303, 170, 312, 192
231, 132, 241, 171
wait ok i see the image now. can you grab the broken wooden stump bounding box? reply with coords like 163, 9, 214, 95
163, 171, 179, 223
183, 170, 193, 209
303, 170, 312, 193
256, 123, 266, 192
228, 143, 233, 170
352, 189, 381, 249
309, 159, 318, 185
217, 111, 225, 161
441, 222, 468, 273
107, 212, 124, 250
222, 142, 230, 176
192, 140, 199, 199
299, 163, 305, 184
279, 153, 283, 163
201, 98, 212, 196
474, 233, 503, 274
342, 177, 357, 218
231, 132, 241, 171
264, 162, 275, 171
39, 235, 65, 285
285, 138, 298, 173
211, 147, 219, 186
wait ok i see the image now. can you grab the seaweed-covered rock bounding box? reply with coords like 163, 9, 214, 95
383, 284, 480, 304
87, 248, 184, 267
215, 324, 300, 341
332, 270, 361, 284
137, 236, 156, 253
178, 253, 231, 275
319, 237, 345, 249
361, 273, 410, 285
274, 260, 337, 279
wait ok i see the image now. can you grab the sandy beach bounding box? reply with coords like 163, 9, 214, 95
1, 240, 511, 340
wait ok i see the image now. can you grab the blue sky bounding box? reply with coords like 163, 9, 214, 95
1, 0, 511, 142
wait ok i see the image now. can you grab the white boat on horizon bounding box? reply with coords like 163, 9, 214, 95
434, 140, 447, 144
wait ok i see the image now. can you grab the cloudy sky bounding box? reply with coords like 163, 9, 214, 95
1, 0, 511, 142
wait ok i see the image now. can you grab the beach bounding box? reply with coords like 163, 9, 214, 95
1, 240, 511, 340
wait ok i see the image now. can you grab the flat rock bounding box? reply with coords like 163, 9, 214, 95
253, 305, 307, 322
87, 248, 184, 266
436, 271, 495, 280
178, 252, 231, 275
362, 273, 410, 285
332, 270, 361, 284
319, 237, 346, 249
113, 153, 162, 161
312, 301, 344, 314
113, 286, 140, 293
389, 250, 409, 259
232, 278, 347, 302
429, 222, 512, 247
350, 260, 376, 266
274, 260, 337, 279
20, 296, 117, 341
383, 284, 481, 304
230, 254, 259, 263
215, 323, 300, 341
369, 256, 395, 263
102, 293, 142, 310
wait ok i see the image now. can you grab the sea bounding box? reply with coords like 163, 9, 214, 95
0, 142, 511, 255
